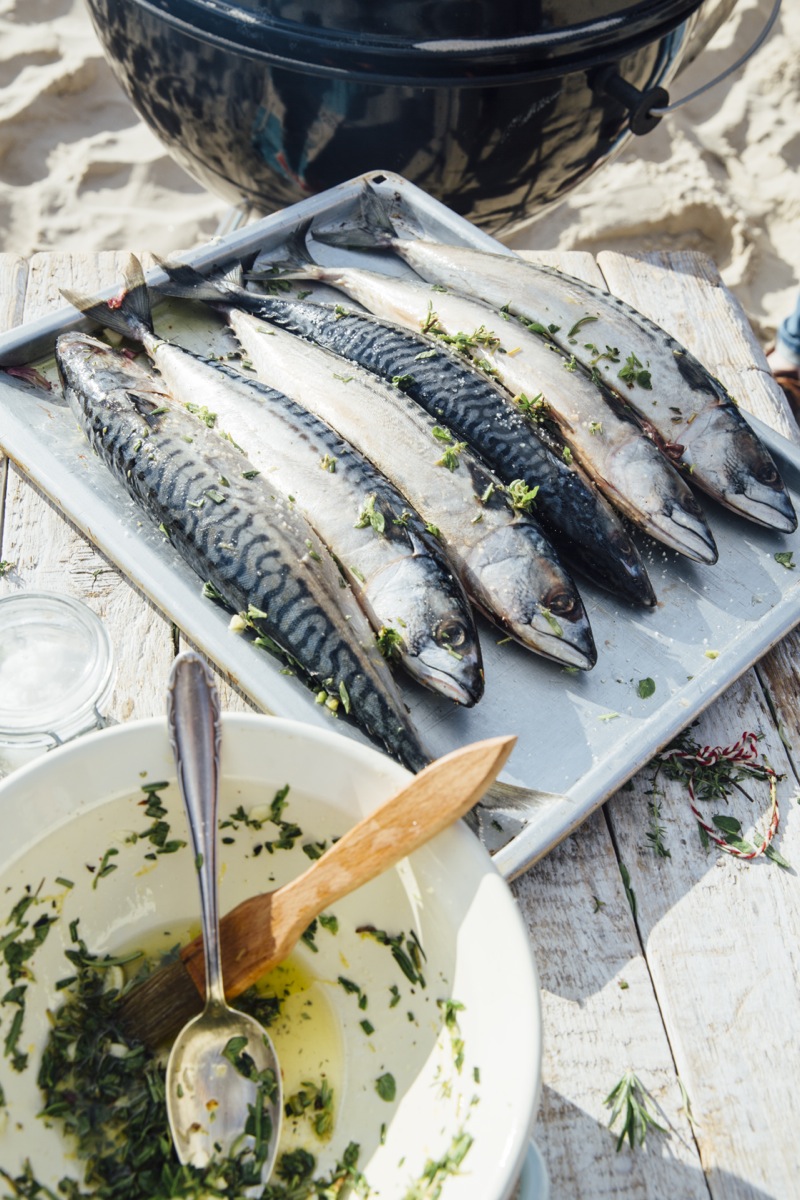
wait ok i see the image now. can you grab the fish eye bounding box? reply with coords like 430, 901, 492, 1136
546, 591, 577, 618
683, 493, 705, 517
436, 618, 467, 648
755, 462, 779, 486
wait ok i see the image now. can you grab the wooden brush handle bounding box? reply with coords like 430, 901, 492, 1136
272, 732, 516, 944
181, 734, 516, 999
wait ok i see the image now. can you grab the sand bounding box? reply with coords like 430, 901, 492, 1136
0, 0, 797, 344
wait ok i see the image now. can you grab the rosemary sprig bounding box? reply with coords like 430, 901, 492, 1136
605, 1069, 668, 1151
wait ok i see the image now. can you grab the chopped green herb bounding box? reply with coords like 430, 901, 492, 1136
284, 1077, 334, 1138
357, 925, 426, 987
525, 319, 560, 339
406, 1130, 474, 1197
775, 551, 795, 569
637, 677, 656, 699
355, 493, 385, 535
507, 478, 539, 513
302, 840, 328, 860
540, 607, 563, 637
618, 352, 652, 390
619, 862, 637, 919
567, 315, 599, 339
185, 401, 217, 426
377, 625, 405, 661
375, 1072, 396, 1102
92, 846, 119, 889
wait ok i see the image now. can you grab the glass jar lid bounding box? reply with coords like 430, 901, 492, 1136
0, 592, 114, 741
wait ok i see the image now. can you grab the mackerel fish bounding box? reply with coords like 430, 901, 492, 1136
322, 185, 796, 534
62, 259, 483, 707
156, 257, 655, 607
219, 309, 597, 670
262, 252, 718, 565
55, 329, 432, 774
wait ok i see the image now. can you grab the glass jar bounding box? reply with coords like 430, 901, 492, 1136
0, 592, 115, 776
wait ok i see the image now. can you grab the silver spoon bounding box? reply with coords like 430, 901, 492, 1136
164, 651, 283, 1179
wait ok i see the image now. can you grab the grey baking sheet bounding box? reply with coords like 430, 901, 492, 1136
1, 170, 799, 881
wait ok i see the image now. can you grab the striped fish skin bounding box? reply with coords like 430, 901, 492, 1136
55, 331, 432, 774
270, 259, 718, 566
157, 263, 654, 608
224, 311, 597, 671
368, 229, 797, 534
145, 340, 484, 707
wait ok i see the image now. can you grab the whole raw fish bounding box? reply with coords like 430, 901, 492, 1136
257, 248, 718, 565
218, 309, 597, 670
55, 329, 432, 774
61, 261, 483, 707
154, 257, 655, 608
319, 185, 796, 534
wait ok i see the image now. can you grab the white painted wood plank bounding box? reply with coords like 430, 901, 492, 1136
604, 673, 800, 1200
513, 810, 709, 1200
595, 252, 800, 1199
0, 254, 26, 330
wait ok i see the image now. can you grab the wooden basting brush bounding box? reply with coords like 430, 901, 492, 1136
116, 734, 516, 1049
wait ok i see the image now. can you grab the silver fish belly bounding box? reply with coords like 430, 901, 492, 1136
224, 311, 597, 671
55, 330, 432, 773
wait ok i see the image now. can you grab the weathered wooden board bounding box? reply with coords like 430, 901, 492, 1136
595, 251, 800, 1200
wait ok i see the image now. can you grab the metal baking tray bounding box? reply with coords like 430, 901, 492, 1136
2, 170, 799, 881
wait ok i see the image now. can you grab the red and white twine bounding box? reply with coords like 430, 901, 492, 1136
658, 731, 779, 859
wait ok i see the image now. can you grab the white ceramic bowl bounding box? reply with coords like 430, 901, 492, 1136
0, 715, 542, 1198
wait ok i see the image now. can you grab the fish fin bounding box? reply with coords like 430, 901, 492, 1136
248, 219, 317, 280
150, 254, 243, 304
466, 780, 564, 855
61, 253, 154, 342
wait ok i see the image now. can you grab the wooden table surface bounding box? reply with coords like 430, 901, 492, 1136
1, 249, 799, 1200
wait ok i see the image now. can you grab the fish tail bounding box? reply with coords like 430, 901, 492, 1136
246, 219, 320, 282
61, 253, 154, 343
150, 254, 245, 305
311, 183, 401, 252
